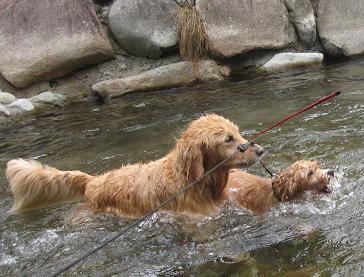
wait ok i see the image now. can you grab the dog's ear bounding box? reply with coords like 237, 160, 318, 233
178, 140, 205, 183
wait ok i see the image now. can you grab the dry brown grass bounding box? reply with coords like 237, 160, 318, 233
177, 5, 208, 61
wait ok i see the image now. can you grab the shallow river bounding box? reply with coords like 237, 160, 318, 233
1, 59, 363, 276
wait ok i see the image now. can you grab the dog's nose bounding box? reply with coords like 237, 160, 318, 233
327, 170, 334, 177
237, 143, 250, 152
255, 145, 265, 157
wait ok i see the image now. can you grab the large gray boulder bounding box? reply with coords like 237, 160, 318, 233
109, 0, 179, 59
92, 60, 230, 99
283, 0, 316, 47
196, 0, 296, 58
0, 0, 113, 88
317, 0, 364, 57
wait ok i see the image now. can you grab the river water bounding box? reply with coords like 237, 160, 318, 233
0, 59, 363, 276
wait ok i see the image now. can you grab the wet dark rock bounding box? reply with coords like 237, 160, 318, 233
283, 0, 316, 47
0, 0, 113, 88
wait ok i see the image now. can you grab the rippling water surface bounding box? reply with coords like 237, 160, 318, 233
0, 59, 363, 276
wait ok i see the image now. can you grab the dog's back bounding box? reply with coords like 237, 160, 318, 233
227, 170, 277, 214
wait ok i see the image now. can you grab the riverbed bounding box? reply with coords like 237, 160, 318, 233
1, 59, 363, 276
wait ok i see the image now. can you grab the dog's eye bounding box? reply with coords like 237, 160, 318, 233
225, 135, 234, 143
307, 170, 314, 176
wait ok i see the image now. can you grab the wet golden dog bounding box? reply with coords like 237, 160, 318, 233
6, 114, 264, 218
227, 160, 333, 214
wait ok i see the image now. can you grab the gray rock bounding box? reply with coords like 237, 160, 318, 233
317, 0, 364, 57
0, 103, 10, 117
283, 0, 316, 47
8, 99, 35, 114
0, 0, 113, 88
29, 91, 65, 106
0, 92, 17, 105
196, 0, 296, 58
92, 60, 230, 99
174, 0, 193, 7
109, 0, 178, 59
259, 52, 323, 71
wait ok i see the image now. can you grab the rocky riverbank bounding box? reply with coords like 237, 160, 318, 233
1, 0, 364, 120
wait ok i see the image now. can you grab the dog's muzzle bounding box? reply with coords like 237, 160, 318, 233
323, 169, 335, 177
238, 141, 265, 158
321, 169, 334, 193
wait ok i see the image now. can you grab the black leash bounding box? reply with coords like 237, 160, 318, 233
259, 160, 275, 178
260, 160, 282, 201
50, 148, 245, 277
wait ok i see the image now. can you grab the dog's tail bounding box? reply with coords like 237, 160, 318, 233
6, 159, 94, 213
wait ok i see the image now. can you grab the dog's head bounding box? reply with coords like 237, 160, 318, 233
287, 160, 333, 194
272, 160, 334, 202
176, 114, 264, 181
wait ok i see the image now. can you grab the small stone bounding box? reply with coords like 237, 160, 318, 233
8, 99, 35, 112
29, 91, 65, 106
0, 92, 17, 105
0, 103, 10, 116
133, 103, 146, 108
260, 52, 323, 71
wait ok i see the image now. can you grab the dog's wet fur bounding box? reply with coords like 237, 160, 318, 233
6, 114, 264, 218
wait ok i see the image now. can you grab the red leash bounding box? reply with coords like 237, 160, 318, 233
251, 91, 341, 140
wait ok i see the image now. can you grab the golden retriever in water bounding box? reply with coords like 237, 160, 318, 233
6, 114, 264, 218
227, 160, 333, 214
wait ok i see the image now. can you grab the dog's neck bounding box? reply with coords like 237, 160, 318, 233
164, 146, 230, 199
271, 170, 305, 202
201, 151, 232, 198
201, 166, 230, 200
162, 147, 230, 215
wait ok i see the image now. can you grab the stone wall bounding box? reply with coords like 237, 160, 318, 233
0, 0, 363, 104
